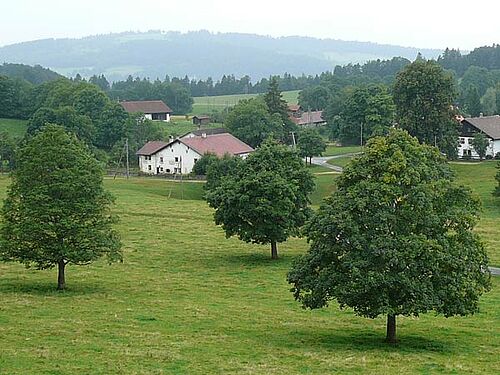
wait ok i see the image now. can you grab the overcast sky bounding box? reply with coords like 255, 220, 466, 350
1, 0, 498, 50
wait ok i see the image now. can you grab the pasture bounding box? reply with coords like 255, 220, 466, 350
191, 90, 300, 116
0, 159, 498, 374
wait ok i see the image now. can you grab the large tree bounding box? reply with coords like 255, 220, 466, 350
288, 129, 491, 343
393, 60, 458, 158
464, 85, 482, 117
297, 128, 326, 165
470, 132, 490, 160
206, 139, 314, 259
0, 125, 122, 290
225, 98, 283, 148
325, 84, 394, 145
264, 76, 289, 121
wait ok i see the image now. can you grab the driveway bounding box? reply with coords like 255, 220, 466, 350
311, 153, 361, 172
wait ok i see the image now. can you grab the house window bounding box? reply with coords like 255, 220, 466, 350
148, 165, 152, 170
459, 138, 465, 144
160, 167, 164, 172
160, 157, 164, 163
194, 158, 198, 164
175, 157, 179, 162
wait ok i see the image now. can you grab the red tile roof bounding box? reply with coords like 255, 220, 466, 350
181, 134, 254, 157
288, 104, 301, 112
136, 141, 169, 156
120, 100, 173, 114
290, 110, 325, 126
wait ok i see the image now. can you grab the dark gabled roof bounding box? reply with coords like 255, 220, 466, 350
290, 110, 325, 126
185, 128, 228, 137
136, 141, 169, 156
180, 134, 254, 157
120, 100, 173, 114
463, 116, 500, 140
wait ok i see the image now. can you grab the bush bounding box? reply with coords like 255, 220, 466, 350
192, 153, 219, 176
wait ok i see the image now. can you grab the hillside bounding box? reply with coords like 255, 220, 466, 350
0, 30, 442, 81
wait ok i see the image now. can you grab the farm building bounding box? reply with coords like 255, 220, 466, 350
119, 100, 173, 122
290, 110, 326, 127
192, 115, 211, 126
288, 104, 302, 118
136, 132, 253, 175
458, 115, 500, 159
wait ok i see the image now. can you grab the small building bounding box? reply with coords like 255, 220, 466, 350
290, 110, 326, 127
192, 116, 211, 126
288, 104, 302, 118
119, 100, 173, 122
136, 133, 253, 175
459, 115, 500, 159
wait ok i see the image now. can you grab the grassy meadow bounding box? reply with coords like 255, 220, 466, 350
191, 90, 300, 116
0, 159, 498, 374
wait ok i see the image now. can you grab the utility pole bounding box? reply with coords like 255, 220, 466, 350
290, 131, 297, 149
125, 138, 130, 179
360, 122, 364, 148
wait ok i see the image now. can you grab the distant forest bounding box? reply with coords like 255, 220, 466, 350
1, 44, 500, 118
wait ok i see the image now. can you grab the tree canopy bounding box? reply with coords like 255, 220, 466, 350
297, 128, 326, 164
393, 60, 459, 158
0, 125, 122, 290
470, 132, 489, 160
326, 84, 394, 145
206, 139, 314, 259
288, 129, 491, 343
225, 98, 284, 148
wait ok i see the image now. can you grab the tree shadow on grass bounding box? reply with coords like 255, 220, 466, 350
0, 278, 105, 296
281, 328, 454, 354
207, 252, 292, 269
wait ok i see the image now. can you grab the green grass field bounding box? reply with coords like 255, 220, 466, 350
0, 160, 498, 374
191, 90, 300, 116
161, 116, 223, 138
0, 118, 28, 138
323, 145, 362, 157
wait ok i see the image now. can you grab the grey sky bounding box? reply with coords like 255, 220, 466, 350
1, 0, 498, 49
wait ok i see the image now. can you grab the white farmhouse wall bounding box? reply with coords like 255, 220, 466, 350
458, 136, 499, 159
144, 114, 153, 120
139, 141, 202, 175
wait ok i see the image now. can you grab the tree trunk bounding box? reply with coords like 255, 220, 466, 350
57, 260, 66, 290
271, 241, 278, 259
386, 314, 397, 344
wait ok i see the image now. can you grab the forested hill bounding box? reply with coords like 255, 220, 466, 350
0, 63, 62, 84
0, 30, 441, 81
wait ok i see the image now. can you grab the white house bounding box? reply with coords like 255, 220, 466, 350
136, 132, 254, 175
120, 100, 173, 122
458, 115, 500, 159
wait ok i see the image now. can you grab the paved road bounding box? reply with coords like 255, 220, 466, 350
311, 153, 360, 172
490, 267, 500, 276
